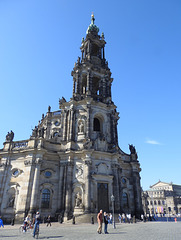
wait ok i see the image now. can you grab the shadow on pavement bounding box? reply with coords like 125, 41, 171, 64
39, 236, 63, 239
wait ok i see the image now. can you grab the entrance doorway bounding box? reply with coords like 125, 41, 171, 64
97, 183, 109, 212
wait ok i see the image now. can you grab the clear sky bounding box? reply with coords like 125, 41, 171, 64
0, 0, 181, 190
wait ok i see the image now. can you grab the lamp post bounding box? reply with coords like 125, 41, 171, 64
111, 194, 116, 229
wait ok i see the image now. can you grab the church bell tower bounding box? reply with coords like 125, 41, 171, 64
0, 14, 142, 223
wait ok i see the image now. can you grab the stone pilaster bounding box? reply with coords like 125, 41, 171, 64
111, 163, 120, 212
57, 163, 65, 211
64, 161, 74, 220
86, 70, 91, 96
29, 158, 41, 214
62, 110, 67, 141
73, 77, 76, 95
86, 104, 91, 139
131, 167, 143, 217
69, 108, 74, 141
84, 157, 92, 212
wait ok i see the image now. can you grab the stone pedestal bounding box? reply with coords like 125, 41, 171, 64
73, 206, 84, 216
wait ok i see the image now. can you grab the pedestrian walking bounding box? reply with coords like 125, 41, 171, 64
0, 216, 4, 228
97, 209, 103, 234
104, 212, 109, 234
47, 215, 51, 227
33, 211, 41, 238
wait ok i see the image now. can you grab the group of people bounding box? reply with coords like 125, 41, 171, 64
22, 212, 41, 238
97, 210, 111, 234
118, 213, 132, 223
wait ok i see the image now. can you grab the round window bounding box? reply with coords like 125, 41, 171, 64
45, 171, 52, 178
122, 178, 126, 184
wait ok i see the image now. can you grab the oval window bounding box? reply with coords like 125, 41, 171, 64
54, 121, 60, 126
45, 171, 52, 178
12, 169, 19, 177
122, 178, 126, 184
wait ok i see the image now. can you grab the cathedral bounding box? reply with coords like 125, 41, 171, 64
0, 15, 142, 223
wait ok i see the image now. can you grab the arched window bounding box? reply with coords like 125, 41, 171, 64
41, 189, 50, 208
150, 201, 153, 205
154, 200, 157, 205
122, 192, 128, 208
158, 200, 161, 205
94, 118, 100, 131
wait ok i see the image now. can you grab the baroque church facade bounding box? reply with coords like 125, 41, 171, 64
0, 15, 142, 223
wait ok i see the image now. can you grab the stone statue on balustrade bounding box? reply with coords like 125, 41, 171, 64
59, 97, 66, 105
38, 127, 45, 138
129, 144, 136, 154
6, 130, 14, 142
31, 126, 38, 138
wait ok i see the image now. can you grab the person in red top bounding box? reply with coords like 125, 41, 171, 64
97, 209, 103, 234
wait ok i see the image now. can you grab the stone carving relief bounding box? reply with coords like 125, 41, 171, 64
83, 138, 93, 150
75, 165, 83, 179
96, 163, 109, 174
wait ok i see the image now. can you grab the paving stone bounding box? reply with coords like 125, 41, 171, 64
0, 222, 181, 240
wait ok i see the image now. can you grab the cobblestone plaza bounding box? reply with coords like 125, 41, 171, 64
0, 222, 181, 240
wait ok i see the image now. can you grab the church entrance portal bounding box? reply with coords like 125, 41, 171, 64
97, 183, 109, 212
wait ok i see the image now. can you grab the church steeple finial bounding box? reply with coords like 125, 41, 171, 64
91, 13, 95, 24
86, 13, 99, 34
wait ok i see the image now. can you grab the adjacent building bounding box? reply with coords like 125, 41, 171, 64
142, 181, 181, 216
0, 15, 143, 223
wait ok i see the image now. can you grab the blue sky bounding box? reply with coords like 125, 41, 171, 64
0, 0, 181, 190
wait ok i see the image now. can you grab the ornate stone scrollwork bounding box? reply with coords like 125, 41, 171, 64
75, 165, 83, 178
83, 138, 92, 149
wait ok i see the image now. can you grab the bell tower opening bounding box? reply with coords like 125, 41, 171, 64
82, 74, 87, 95
94, 118, 100, 131
91, 43, 100, 57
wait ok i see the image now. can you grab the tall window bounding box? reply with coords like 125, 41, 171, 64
41, 189, 50, 208
122, 192, 128, 208
94, 118, 100, 131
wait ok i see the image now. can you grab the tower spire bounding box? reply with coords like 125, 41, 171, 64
91, 13, 95, 24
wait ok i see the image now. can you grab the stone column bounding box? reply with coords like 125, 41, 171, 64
73, 77, 76, 95
86, 104, 91, 139
0, 161, 11, 211
111, 163, 120, 212
57, 163, 64, 211
102, 77, 106, 98
64, 161, 74, 220
29, 158, 41, 214
84, 157, 92, 213
132, 169, 142, 217
62, 110, 67, 141
69, 108, 74, 141
76, 72, 79, 95
86, 70, 91, 96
